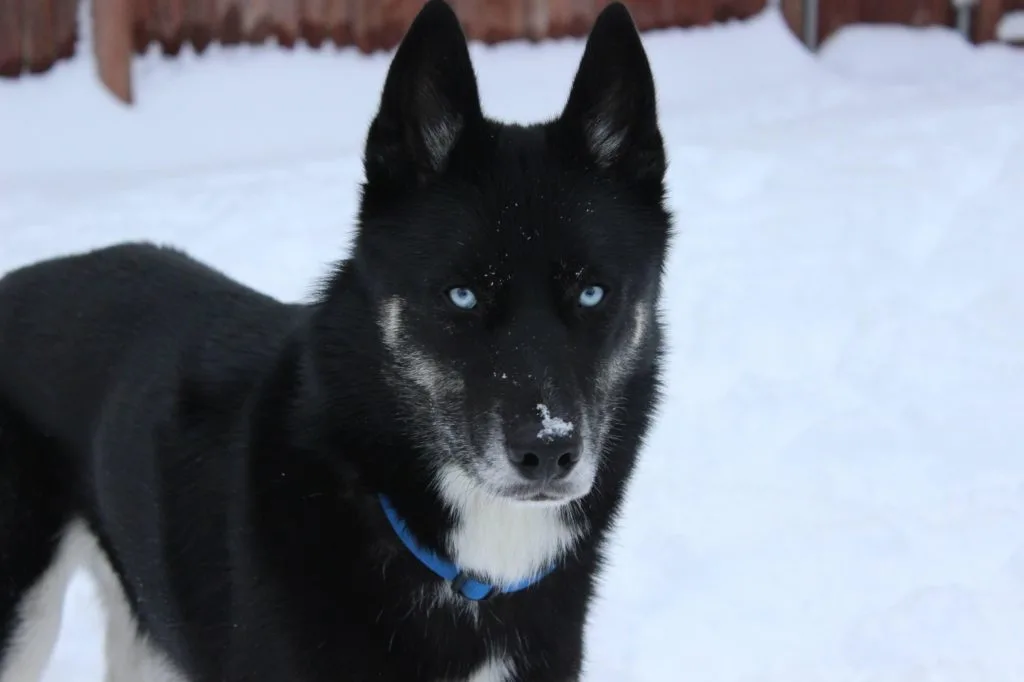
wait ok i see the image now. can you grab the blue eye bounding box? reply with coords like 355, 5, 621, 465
579, 285, 605, 308
448, 287, 478, 310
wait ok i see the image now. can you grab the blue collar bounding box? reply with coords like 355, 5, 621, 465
378, 494, 554, 601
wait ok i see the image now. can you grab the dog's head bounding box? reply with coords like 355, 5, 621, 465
352, 1, 670, 508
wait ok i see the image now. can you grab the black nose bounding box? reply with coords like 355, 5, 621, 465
507, 421, 581, 481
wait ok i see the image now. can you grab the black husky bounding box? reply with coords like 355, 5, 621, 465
0, 2, 671, 680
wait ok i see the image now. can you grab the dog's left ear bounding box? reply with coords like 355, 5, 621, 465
364, 0, 482, 187
559, 3, 665, 183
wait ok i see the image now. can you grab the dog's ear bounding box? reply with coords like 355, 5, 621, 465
363, 0, 482, 187
559, 3, 665, 183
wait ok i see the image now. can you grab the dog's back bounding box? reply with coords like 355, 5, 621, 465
0, 242, 296, 450
0, 243, 304, 681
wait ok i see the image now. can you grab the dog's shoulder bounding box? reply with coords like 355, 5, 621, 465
0, 241, 299, 448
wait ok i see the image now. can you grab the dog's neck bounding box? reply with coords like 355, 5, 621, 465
371, 454, 586, 592
432, 463, 586, 589
379, 493, 559, 600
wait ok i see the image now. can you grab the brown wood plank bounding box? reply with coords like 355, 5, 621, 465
184, 0, 218, 52
861, 0, 952, 26
234, 0, 266, 44
217, 0, 244, 46
350, 0, 378, 52
666, 0, 714, 27
0, 0, 24, 76
463, 0, 525, 43
132, 0, 155, 53
52, 0, 78, 62
23, 0, 56, 73
300, 0, 329, 47
781, 0, 803, 42
523, 0, 549, 40
712, 0, 768, 23
268, 0, 301, 47
975, 0, 1006, 42
93, 0, 134, 103
818, 0, 862, 46
153, 0, 185, 54
547, 0, 595, 38
322, 0, 354, 46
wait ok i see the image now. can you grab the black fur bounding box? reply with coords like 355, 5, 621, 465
0, 2, 671, 680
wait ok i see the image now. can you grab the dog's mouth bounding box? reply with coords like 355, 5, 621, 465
478, 475, 592, 506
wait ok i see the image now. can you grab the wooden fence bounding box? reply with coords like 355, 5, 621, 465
2, 0, 1022, 105
0, 0, 77, 77
784, 0, 1024, 48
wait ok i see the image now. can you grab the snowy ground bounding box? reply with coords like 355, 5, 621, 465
2, 7, 1024, 681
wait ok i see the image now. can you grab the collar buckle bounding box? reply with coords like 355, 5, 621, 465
451, 571, 499, 601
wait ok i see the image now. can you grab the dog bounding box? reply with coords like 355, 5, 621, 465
0, 1, 671, 680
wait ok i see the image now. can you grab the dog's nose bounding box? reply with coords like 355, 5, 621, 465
506, 422, 581, 481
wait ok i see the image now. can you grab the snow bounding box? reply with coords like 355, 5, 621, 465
537, 404, 575, 440
819, 22, 1024, 90
2, 7, 1023, 681
997, 11, 1024, 43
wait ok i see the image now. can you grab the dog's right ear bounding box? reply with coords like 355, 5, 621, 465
363, 0, 482, 188
558, 3, 665, 184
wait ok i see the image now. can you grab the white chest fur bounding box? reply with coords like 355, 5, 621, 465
436, 464, 583, 587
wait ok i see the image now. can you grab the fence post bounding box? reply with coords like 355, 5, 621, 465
973, 0, 1006, 42
0, 0, 23, 77
92, 0, 133, 104
952, 0, 977, 40
802, 0, 819, 48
